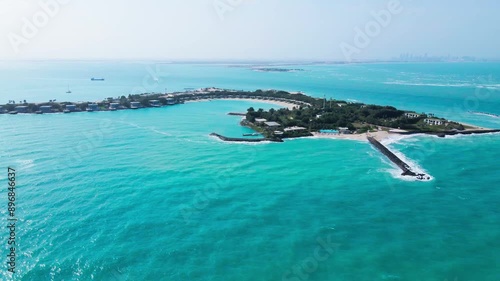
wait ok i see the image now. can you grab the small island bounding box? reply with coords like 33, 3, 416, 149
2, 88, 498, 181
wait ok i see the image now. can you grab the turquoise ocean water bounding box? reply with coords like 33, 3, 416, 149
0, 62, 499, 280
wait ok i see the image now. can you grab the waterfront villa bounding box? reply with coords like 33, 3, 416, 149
65, 105, 77, 112
404, 112, 421, 118
109, 103, 120, 111
339, 127, 352, 134
40, 105, 53, 113
284, 126, 307, 132
255, 118, 268, 124
15, 106, 28, 113
87, 104, 99, 112
130, 102, 141, 109
264, 121, 281, 128
424, 118, 444, 126
149, 100, 161, 107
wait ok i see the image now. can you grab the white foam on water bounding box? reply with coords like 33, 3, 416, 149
209, 135, 272, 146
435, 131, 500, 140
371, 140, 434, 182
380, 133, 423, 146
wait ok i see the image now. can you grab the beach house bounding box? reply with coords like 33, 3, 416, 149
404, 112, 421, 118
15, 106, 28, 113
339, 127, 352, 134
150, 100, 161, 107
264, 121, 281, 128
255, 118, 268, 124
424, 118, 444, 126
40, 105, 53, 113
284, 126, 307, 132
65, 105, 77, 112
87, 104, 99, 111
109, 103, 120, 111
130, 102, 141, 109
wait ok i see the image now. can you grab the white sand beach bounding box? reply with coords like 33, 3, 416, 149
184, 98, 298, 110
312, 130, 391, 142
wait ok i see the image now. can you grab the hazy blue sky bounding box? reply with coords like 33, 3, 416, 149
0, 0, 499, 60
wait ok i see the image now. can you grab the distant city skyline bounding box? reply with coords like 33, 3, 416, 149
1, 0, 499, 61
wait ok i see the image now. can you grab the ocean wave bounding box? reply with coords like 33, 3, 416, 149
208, 135, 272, 145
383, 81, 500, 89
371, 142, 434, 182
380, 134, 424, 146
469, 112, 500, 119
431, 131, 500, 140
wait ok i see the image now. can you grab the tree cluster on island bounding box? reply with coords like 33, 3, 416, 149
0, 88, 468, 136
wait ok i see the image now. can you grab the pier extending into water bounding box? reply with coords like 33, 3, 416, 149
367, 136, 429, 180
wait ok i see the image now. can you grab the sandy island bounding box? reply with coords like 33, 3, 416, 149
185, 98, 298, 110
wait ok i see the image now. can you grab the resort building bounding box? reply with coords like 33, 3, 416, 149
404, 112, 421, 118
255, 118, 268, 124
15, 106, 28, 113
65, 105, 77, 112
109, 103, 120, 110
40, 106, 52, 113
424, 118, 444, 126
40, 105, 52, 113
130, 102, 141, 109
0, 106, 4, 113
274, 131, 284, 136
87, 104, 99, 111
284, 126, 307, 132
150, 100, 161, 107
338, 127, 352, 134
264, 121, 281, 128
166, 98, 176, 105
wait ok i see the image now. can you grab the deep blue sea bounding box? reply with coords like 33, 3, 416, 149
0, 62, 499, 281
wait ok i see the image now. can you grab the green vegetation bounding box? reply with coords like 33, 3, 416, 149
0, 88, 467, 136
233, 90, 466, 137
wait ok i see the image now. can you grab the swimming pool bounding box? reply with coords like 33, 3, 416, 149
319, 129, 339, 134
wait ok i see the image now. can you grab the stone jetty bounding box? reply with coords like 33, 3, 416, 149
367, 136, 429, 180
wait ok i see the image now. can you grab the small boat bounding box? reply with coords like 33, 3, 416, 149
86, 108, 94, 112
91, 78, 105, 81
63, 109, 71, 113
66, 85, 71, 93
35, 111, 43, 114
8, 111, 18, 115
